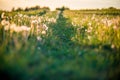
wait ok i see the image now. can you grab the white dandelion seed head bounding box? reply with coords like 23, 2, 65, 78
37, 36, 42, 41
41, 30, 46, 35
1, 20, 9, 26
1, 12, 5, 18
111, 44, 115, 49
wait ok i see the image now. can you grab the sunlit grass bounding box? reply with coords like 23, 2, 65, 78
0, 9, 120, 79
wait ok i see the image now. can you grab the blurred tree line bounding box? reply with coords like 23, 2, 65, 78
10, 6, 120, 12
12, 5, 50, 12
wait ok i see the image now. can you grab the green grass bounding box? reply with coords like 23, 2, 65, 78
0, 9, 120, 80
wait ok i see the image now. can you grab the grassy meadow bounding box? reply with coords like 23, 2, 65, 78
0, 8, 120, 80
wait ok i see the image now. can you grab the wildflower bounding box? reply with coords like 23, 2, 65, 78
4, 25, 9, 31
41, 30, 46, 35
111, 44, 115, 49
37, 36, 42, 41
95, 31, 98, 35
31, 20, 38, 24
81, 26, 84, 28
91, 14, 95, 20
85, 29, 87, 32
1, 12, 6, 19
18, 13, 23, 17
1, 20, 9, 26
113, 25, 117, 30
89, 26, 93, 30
38, 18, 41, 23
88, 36, 91, 40
88, 22, 92, 26
23, 15, 28, 18
107, 20, 112, 27
43, 24, 48, 31
87, 29, 92, 33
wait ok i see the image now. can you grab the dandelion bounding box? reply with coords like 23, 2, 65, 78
43, 24, 48, 31
38, 17, 41, 23
113, 25, 117, 30
1, 20, 9, 26
1, 12, 6, 19
88, 22, 92, 26
4, 25, 10, 31
31, 20, 38, 24
18, 13, 23, 17
87, 29, 92, 33
81, 26, 84, 28
88, 35, 91, 40
85, 29, 87, 32
111, 44, 115, 49
89, 26, 93, 30
95, 31, 98, 35
41, 30, 46, 35
91, 14, 95, 20
37, 36, 42, 41
23, 15, 28, 18
107, 20, 112, 27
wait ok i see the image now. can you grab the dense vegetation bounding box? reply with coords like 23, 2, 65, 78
0, 7, 120, 80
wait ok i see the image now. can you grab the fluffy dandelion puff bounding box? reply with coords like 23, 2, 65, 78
88, 22, 92, 26
37, 36, 42, 41
113, 25, 117, 30
1, 12, 6, 19
1, 20, 9, 26
4, 25, 9, 31
43, 24, 48, 31
88, 36, 91, 40
41, 30, 46, 35
111, 44, 115, 49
